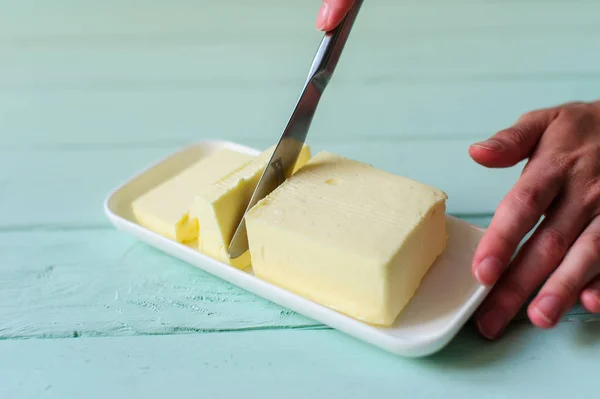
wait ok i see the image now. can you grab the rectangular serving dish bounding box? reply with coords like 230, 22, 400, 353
104, 140, 491, 357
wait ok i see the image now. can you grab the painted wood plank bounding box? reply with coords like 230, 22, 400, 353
2, 322, 600, 399
2, 1, 600, 149
2, 80, 600, 149
0, 218, 491, 339
0, 141, 523, 228
0, 229, 316, 340
3, 223, 596, 341
4, 27, 600, 86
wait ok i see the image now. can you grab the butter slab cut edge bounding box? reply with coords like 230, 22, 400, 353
191, 144, 312, 269
245, 151, 448, 326
131, 148, 255, 243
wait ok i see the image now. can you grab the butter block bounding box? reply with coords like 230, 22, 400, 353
245, 151, 448, 326
191, 144, 311, 268
132, 148, 255, 242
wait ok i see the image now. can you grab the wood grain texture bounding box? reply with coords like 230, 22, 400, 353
1, 222, 595, 341
2, 322, 600, 399
0, 229, 317, 340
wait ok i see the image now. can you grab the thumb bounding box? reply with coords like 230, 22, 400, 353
316, 0, 355, 31
468, 108, 559, 168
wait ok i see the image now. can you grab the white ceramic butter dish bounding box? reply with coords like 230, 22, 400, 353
104, 140, 491, 357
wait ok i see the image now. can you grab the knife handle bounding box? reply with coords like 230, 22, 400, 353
306, 0, 364, 92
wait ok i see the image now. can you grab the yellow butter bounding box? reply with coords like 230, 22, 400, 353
132, 148, 255, 242
192, 144, 311, 269
245, 151, 448, 326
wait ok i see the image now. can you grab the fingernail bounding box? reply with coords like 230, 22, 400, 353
534, 295, 561, 324
474, 257, 504, 285
315, 2, 330, 30
471, 139, 503, 151
476, 306, 508, 339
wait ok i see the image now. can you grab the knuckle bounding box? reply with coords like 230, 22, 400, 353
551, 275, 579, 298
582, 178, 600, 213
536, 153, 576, 184
536, 227, 569, 260
497, 279, 530, 309
557, 104, 599, 131
562, 100, 586, 109
561, 162, 600, 215
506, 186, 545, 215
581, 232, 600, 258
517, 107, 559, 124
498, 126, 529, 147
583, 190, 600, 217
547, 151, 577, 170
558, 104, 585, 122
517, 110, 541, 123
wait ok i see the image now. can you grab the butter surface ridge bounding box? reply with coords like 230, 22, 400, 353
245, 151, 448, 326
191, 144, 311, 269
131, 148, 255, 243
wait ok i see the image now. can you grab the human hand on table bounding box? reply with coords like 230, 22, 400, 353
469, 101, 600, 338
315, 0, 600, 339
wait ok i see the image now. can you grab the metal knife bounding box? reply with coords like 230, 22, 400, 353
227, 0, 364, 259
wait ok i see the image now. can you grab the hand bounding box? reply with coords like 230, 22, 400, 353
313, 0, 600, 340
469, 100, 600, 339
315, 0, 354, 31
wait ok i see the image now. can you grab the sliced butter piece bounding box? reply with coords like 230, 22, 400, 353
191, 144, 311, 269
132, 148, 255, 242
245, 151, 448, 326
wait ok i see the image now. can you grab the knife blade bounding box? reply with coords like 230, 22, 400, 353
227, 0, 364, 259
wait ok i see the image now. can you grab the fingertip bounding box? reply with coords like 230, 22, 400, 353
470, 139, 503, 152
468, 142, 521, 168
527, 295, 562, 329
473, 256, 504, 286
474, 304, 508, 340
467, 144, 483, 163
315, 2, 329, 31
527, 305, 556, 329
316, 0, 354, 31
581, 289, 600, 313
468, 144, 503, 167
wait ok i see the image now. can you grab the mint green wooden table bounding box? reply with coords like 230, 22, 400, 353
2, 1, 599, 397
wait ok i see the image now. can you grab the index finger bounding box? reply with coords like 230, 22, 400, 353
472, 161, 564, 285
316, 0, 355, 31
